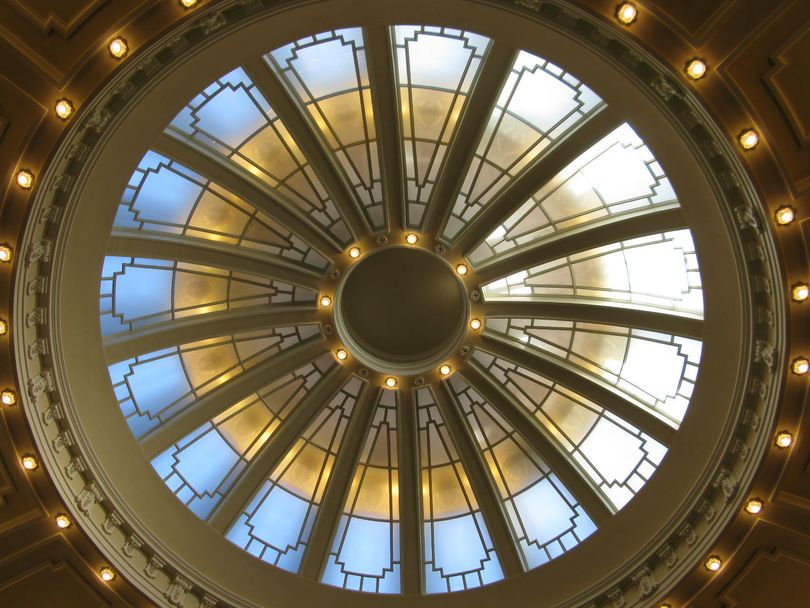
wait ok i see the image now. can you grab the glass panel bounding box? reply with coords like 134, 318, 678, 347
447, 375, 597, 568
267, 29, 384, 229
442, 51, 603, 241
152, 354, 336, 519
482, 230, 703, 315
392, 26, 490, 227
485, 318, 702, 424
471, 350, 667, 510
416, 387, 503, 593
168, 67, 352, 244
322, 390, 400, 593
117, 151, 329, 270
226, 377, 366, 573
107, 325, 321, 438
469, 123, 677, 266
99, 256, 316, 336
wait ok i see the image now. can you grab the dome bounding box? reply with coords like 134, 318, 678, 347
9, 1, 785, 607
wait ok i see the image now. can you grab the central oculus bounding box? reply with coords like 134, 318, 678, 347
336, 247, 468, 374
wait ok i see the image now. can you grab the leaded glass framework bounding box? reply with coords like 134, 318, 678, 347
267, 29, 385, 229
168, 67, 352, 244
322, 390, 401, 593
392, 26, 490, 227
441, 51, 603, 241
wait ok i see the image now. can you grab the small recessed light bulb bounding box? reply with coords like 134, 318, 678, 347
180, 0, 199, 7
704, 555, 722, 572
775, 431, 793, 448
349, 247, 361, 259
659, 604, 672, 608
744, 498, 763, 514
738, 129, 759, 150
16, 169, 34, 190
774, 206, 795, 226
100, 567, 116, 582
385, 377, 397, 389
22, 455, 39, 471
685, 58, 708, 80
456, 264, 468, 276
108, 37, 129, 59
470, 318, 482, 330
320, 295, 332, 307
791, 283, 809, 302
55, 513, 72, 529
406, 233, 419, 245
336, 349, 348, 361
1, 390, 16, 406
0, 244, 12, 263
439, 364, 452, 376
616, 2, 638, 24
54, 98, 74, 120
0, 319, 7, 335
792, 357, 809, 375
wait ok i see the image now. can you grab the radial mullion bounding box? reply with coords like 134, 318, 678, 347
461, 364, 612, 525
298, 383, 380, 579
140, 339, 328, 459
104, 304, 318, 363
108, 230, 323, 291
433, 382, 524, 577
421, 43, 517, 236
481, 300, 703, 340
397, 388, 421, 594
454, 106, 623, 255
207, 364, 352, 534
474, 203, 686, 285
241, 58, 372, 241
365, 25, 405, 234
478, 334, 675, 444
153, 132, 342, 256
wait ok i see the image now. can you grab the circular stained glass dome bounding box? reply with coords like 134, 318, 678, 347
14, 2, 781, 607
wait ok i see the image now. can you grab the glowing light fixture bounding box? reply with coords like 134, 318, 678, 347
615, 2, 638, 24
320, 295, 333, 308
1, 389, 16, 406
791, 283, 809, 302
775, 431, 793, 448
100, 567, 116, 582
744, 498, 763, 514
405, 233, 419, 245
336, 349, 348, 361
385, 377, 397, 389
0, 244, 12, 263
55, 513, 72, 529
349, 246, 361, 259
439, 364, 452, 376
774, 206, 795, 226
54, 98, 75, 120
738, 129, 759, 150
470, 318, 482, 330
704, 555, 722, 572
108, 38, 129, 59
792, 357, 809, 375
0, 319, 7, 336
16, 169, 34, 190
180, 0, 199, 7
685, 58, 707, 80
456, 263, 468, 276
22, 455, 39, 471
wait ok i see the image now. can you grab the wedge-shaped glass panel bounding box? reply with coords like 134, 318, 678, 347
471, 350, 667, 510
117, 151, 329, 270
392, 26, 490, 227
107, 325, 320, 438
442, 51, 603, 241
447, 375, 597, 568
99, 256, 316, 336
469, 123, 677, 266
322, 390, 401, 593
416, 387, 503, 593
485, 318, 702, 423
168, 67, 351, 244
152, 354, 336, 519
267, 29, 384, 229
482, 230, 703, 315
226, 377, 366, 573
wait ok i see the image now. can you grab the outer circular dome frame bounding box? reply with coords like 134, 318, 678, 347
12, 1, 785, 607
